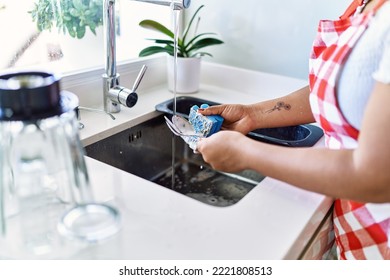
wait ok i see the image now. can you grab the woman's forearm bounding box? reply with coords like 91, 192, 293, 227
248, 85, 315, 129
241, 137, 390, 203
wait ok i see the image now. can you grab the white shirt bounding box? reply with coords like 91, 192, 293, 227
337, 1, 390, 130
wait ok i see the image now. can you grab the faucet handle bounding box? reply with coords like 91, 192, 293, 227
119, 64, 147, 108
117, 87, 138, 108
131, 65, 147, 92
108, 65, 147, 109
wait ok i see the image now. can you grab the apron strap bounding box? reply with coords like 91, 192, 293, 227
340, 0, 388, 19
340, 0, 365, 19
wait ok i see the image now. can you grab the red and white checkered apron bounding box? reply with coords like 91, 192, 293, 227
309, 0, 390, 259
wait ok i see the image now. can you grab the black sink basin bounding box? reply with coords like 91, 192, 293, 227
85, 115, 264, 207
156, 96, 324, 147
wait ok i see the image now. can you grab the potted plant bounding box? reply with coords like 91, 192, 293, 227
139, 5, 224, 93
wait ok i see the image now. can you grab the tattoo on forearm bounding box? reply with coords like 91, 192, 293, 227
266, 101, 291, 113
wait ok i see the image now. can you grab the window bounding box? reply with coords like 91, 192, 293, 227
0, 0, 172, 74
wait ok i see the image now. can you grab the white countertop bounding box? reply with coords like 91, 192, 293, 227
65, 59, 333, 259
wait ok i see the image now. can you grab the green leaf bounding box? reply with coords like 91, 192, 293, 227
187, 38, 224, 54
139, 20, 174, 39
147, 39, 174, 46
69, 8, 80, 17
76, 25, 86, 39
89, 25, 97, 35
139, 46, 174, 57
182, 5, 204, 44
72, 0, 85, 11
183, 32, 217, 51
63, 15, 72, 21
66, 23, 76, 38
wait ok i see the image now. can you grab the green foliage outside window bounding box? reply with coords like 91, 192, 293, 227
29, 0, 103, 39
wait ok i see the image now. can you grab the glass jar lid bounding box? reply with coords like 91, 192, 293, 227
0, 71, 78, 121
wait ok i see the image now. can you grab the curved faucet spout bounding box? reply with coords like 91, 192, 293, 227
103, 0, 190, 114
135, 0, 191, 10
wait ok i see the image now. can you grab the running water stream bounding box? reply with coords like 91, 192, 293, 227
170, 2, 180, 188
171, 1, 180, 115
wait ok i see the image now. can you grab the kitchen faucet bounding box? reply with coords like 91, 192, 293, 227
103, 0, 191, 113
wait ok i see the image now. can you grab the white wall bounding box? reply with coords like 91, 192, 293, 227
186, 0, 351, 80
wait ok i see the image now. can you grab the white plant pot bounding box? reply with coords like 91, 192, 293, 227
167, 56, 201, 94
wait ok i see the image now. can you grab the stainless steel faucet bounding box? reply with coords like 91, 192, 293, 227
103, 0, 191, 113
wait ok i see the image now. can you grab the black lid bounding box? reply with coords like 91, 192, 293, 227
0, 71, 78, 121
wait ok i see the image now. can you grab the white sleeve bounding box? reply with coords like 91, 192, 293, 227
373, 28, 390, 84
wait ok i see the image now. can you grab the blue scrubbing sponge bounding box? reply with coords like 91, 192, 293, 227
189, 104, 224, 137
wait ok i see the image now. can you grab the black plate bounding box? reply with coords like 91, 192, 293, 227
156, 96, 324, 147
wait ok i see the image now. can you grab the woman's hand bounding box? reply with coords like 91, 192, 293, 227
198, 104, 255, 134
196, 131, 249, 173
199, 86, 315, 134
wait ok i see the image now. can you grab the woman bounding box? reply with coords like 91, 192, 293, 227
197, 0, 390, 259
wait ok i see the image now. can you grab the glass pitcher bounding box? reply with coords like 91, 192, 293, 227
0, 71, 120, 259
